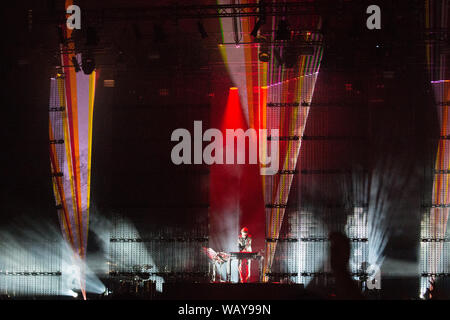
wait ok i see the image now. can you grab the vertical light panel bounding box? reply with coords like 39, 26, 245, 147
48, 0, 97, 298
49, 69, 96, 259
421, 0, 450, 296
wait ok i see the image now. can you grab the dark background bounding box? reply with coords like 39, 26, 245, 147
0, 0, 442, 298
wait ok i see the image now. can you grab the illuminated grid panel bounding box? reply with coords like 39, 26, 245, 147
0, 276, 61, 297
423, 0, 450, 293
284, 171, 369, 284
420, 207, 450, 295
346, 208, 369, 278
109, 214, 208, 279
0, 240, 62, 296
270, 90, 370, 285
280, 66, 371, 285
296, 210, 329, 285
267, 205, 300, 282
272, 207, 369, 286
48, 63, 96, 272
263, 73, 320, 280
419, 79, 450, 293
420, 210, 450, 268
420, 240, 450, 275
110, 216, 151, 273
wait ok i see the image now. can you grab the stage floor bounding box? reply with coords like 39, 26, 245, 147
160, 283, 309, 300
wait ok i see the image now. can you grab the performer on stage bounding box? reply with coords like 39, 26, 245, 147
238, 227, 252, 283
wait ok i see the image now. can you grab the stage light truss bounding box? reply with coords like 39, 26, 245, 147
267, 102, 302, 107
421, 238, 450, 242
266, 237, 369, 242
109, 271, 208, 277
268, 135, 367, 141
278, 170, 298, 175
421, 273, 450, 277
220, 39, 323, 46
265, 272, 298, 277
265, 203, 366, 210
268, 136, 300, 141
266, 271, 371, 277
49, 139, 64, 144
0, 272, 62, 276
422, 204, 450, 208
36, 2, 325, 25
51, 172, 63, 177
110, 237, 208, 243
267, 102, 311, 107
299, 169, 351, 174
308, 102, 374, 107
302, 135, 366, 141
265, 204, 288, 209
266, 238, 299, 243
299, 272, 330, 277
49, 107, 65, 112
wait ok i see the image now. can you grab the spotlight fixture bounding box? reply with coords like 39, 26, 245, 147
71, 56, 81, 72
81, 53, 95, 75
197, 21, 208, 39
259, 51, 270, 62
276, 19, 290, 40
257, 36, 270, 62
251, 19, 263, 37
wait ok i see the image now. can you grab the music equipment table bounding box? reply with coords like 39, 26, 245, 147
226, 252, 264, 282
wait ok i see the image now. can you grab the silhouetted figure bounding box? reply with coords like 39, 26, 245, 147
423, 279, 434, 300
329, 232, 364, 300
424, 278, 448, 300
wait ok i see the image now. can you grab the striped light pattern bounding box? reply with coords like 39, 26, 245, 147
49, 1, 97, 297
49, 69, 96, 261
218, 1, 323, 281
421, 0, 450, 296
